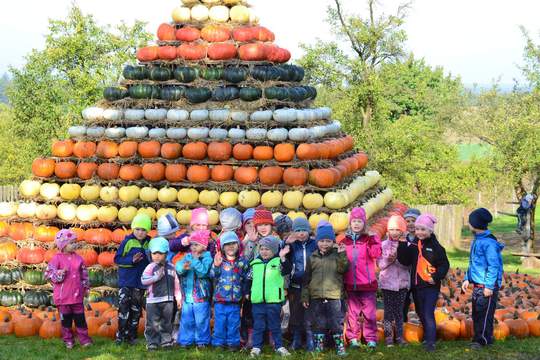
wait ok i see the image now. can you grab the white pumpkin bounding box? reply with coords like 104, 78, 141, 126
98, 206, 118, 223
266, 128, 288, 141
82, 107, 104, 121
188, 127, 209, 139
167, 109, 190, 121
219, 192, 238, 207
302, 193, 324, 209
103, 109, 123, 121
139, 187, 159, 202
209, 128, 228, 139
191, 4, 209, 21
118, 206, 138, 223
68, 126, 87, 138
145, 109, 168, 121
80, 184, 101, 201
57, 203, 77, 221
309, 125, 327, 139
35, 204, 57, 220
86, 126, 105, 138
228, 128, 246, 139
238, 190, 261, 208
250, 110, 273, 122
296, 109, 313, 122
231, 111, 248, 122
323, 192, 347, 210
246, 128, 267, 140
273, 109, 297, 123
39, 183, 60, 200
105, 127, 125, 139
124, 109, 146, 121
158, 187, 178, 203
199, 190, 220, 206
59, 183, 81, 201
149, 128, 167, 139
172, 6, 191, 23
176, 209, 192, 225
167, 128, 187, 139
208, 209, 219, 226
191, 109, 209, 121
288, 128, 310, 141
261, 191, 283, 208
17, 202, 37, 218
138, 207, 157, 220
99, 186, 119, 202
209, 109, 230, 122
282, 191, 303, 209
126, 126, 149, 139
230, 5, 250, 23
178, 188, 199, 205
209, 6, 229, 22
0, 202, 18, 217
19, 180, 41, 198
119, 185, 140, 203
320, 107, 332, 119
76, 204, 99, 222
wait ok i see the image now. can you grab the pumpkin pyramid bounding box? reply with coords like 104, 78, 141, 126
0, 0, 405, 307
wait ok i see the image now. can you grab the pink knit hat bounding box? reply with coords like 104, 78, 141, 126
415, 213, 437, 231
55, 229, 77, 251
349, 207, 366, 223
387, 215, 407, 232
190, 207, 209, 227
189, 230, 210, 249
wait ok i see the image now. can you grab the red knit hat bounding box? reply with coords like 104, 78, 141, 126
253, 206, 274, 226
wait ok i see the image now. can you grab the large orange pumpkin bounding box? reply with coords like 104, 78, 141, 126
176, 27, 201, 42
201, 25, 231, 42
32, 159, 55, 177
253, 26, 275, 42
84, 228, 113, 246
493, 320, 510, 340
259, 166, 284, 186
112, 228, 131, 244
309, 169, 336, 188
232, 143, 253, 160
296, 144, 319, 160
33, 226, 59, 243
317, 142, 331, 159
253, 146, 274, 161
38, 315, 62, 339
177, 43, 207, 60
161, 143, 183, 160
119, 165, 142, 181
283, 168, 308, 187
504, 317, 530, 338
73, 142, 97, 158
233, 27, 256, 42
136, 46, 159, 62
96, 141, 119, 159
211, 165, 234, 182
165, 164, 187, 183
142, 163, 166, 182
238, 43, 267, 61
51, 140, 74, 157
274, 143, 295, 162
118, 141, 139, 158
0, 239, 18, 263
54, 161, 77, 179
70, 227, 86, 241
17, 247, 45, 264
97, 163, 120, 180
186, 165, 211, 183
14, 314, 37, 337
355, 152, 369, 169
234, 167, 258, 185
207, 43, 238, 60
208, 142, 232, 161
183, 142, 208, 160
158, 46, 178, 61
77, 162, 98, 180
157, 23, 176, 41
138, 141, 162, 158
9, 222, 34, 241
97, 251, 116, 267
76, 248, 99, 267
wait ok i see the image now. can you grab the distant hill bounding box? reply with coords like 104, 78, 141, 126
0, 74, 9, 104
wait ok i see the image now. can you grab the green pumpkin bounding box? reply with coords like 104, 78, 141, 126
103, 270, 118, 288
0, 267, 12, 285
285, 65, 305, 82
264, 87, 288, 101
23, 291, 51, 308
185, 87, 212, 104
239, 87, 262, 102
150, 86, 162, 99
87, 290, 102, 303
11, 268, 23, 283
123, 65, 149, 80
129, 84, 153, 99
212, 86, 240, 102
303, 86, 317, 100
23, 269, 46, 286
89, 269, 104, 287
149, 67, 172, 81
161, 86, 185, 101
174, 67, 198, 83
103, 87, 128, 101
199, 67, 223, 81
223, 67, 248, 84
0, 290, 23, 307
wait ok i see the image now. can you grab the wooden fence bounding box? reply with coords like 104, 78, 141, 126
0, 185, 18, 202
414, 204, 464, 250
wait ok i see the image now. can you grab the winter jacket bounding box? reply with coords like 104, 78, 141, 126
176, 251, 213, 303
45, 252, 89, 306
169, 232, 218, 261
210, 256, 249, 303
114, 234, 150, 289
464, 230, 504, 290
377, 238, 410, 291
342, 231, 381, 292
301, 247, 349, 302
141, 261, 181, 304
247, 255, 292, 304
289, 238, 318, 288
397, 233, 450, 289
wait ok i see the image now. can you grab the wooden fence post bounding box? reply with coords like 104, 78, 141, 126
413, 204, 464, 251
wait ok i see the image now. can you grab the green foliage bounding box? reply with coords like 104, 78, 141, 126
0, 5, 151, 184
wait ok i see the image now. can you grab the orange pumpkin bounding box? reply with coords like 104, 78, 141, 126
296, 143, 319, 160
207, 43, 238, 60
0, 314, 13, 335
232, 143, 253, 160
208, 142, 232, 161
142, 163, 166, 182
437, 317, 461, 340
97, 320, 118, 339
39, 315, 62, 339
77, 162, 98, 180
158, 46, 178, 60
0, 222, 7, 237
309, 169, 336, 188
274, 143, 295, 162
97, 251, 116, 267
234, 167, 258, 185
112, 228, 131, 244
33, 226, 59, 243
138, 141, 162, 159
183, 142, 208, 160
211, 165, 234, 182
8, 222, 34, 241
118, 141, 139, 158
259, 166, 284, 186
84, 228, 113, 246
96, 141, 119, 159
119, 164, 142, 181
201, 25, 231, 42
0, 239, 18, 263
97, 163, 120, 180
70, 228, 86, 241
73, 141, 97, 158
527, 315, 540, 337
253, 146, 273, 161
17, 247, 45, 264
356, 152, 369, 169
186, 165, 211, 183
505, 316, 530, 338
317, 142, 331, 159
238, 43, 267, 61
403, 322, 423, 343
157, 23, 176, 41
14, 314, 38, 337
136, 46, 159, 62
32, 158, 55, 177
76, 248, 99, 267
176, 27, 201, 42
54, 161, 77, 179
87, 311, 106, 336
493, 320, 510, 340
51, 140, 74, 157
177, 43, 207, 60
165, 164, 187, 183
161, 143, 183, 160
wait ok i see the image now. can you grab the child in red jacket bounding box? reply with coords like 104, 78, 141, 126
342, 207, 381, 349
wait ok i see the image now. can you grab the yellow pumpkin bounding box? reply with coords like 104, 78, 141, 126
158, 188, 178, 203
329, 212, 348, 232
118, 206, 138, 223
40, 183, 60, 200
208, 210, 219, 226
308, 213, 330, 230
139, 187, 159, 202
323, 192, 347, 210
57, 203, 77, 221
118, 186, 140, 203
209, 5, 229, 22
219, 192, 238, 207
230, 5, 250, 23
137, 207, 156, 220
156, 208, 177, 219
302, 193, 324, 210
261, 191, 283, 208
178, 188, 199, 205
0, 202, 18, 217
238, 190, 260, 208
16, 202, 37, 218
80, 184, 101, 201
35, 204, 57, 220
76, 204, 99, 222
282, 191, 303, 210
99, 186, 119, 202
60, 183, 81, 201
287, 211, 307, 221
176, 210, 192, 225
98, 206, 118, 223
199, 190, 219, 206
172, 6, 191, 23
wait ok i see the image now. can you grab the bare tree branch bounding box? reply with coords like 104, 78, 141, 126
333, 0, 363, 57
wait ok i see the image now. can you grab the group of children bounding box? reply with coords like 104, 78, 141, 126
43, 204, 505, 356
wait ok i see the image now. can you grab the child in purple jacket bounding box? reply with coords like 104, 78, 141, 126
45, 229, 92, 349
377, 216, 410, 347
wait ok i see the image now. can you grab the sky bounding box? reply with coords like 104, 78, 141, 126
1, 0, 539, 86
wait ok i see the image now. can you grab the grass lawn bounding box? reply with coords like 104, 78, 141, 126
457, 143, 492, 162
446, 249, 540, 276
0, 336, 539, 360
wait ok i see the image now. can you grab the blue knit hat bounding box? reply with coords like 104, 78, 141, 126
275, 215, 293, 236
242, 208, 256, 225
292, 217, 311, 233
403, 208, 421, 220
220, 231, 240, 250
315, 221, 336, 242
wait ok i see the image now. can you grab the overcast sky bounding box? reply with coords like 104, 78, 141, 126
1, 0, 539, 86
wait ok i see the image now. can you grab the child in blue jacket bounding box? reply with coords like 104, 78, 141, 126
461, 208, 504, 350
210, 231, 249, 350
114, 214, 152, 345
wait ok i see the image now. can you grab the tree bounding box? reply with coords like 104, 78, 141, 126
0, 4, 151, 184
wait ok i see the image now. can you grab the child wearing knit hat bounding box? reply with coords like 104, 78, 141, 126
341, 207, 381, 350
397, 213, 449, 352
377, 215, 410, 346
462, 208, 504, 350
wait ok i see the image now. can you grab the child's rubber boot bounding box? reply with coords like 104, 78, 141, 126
333, 334, 347, 356
313, 333, 325, 353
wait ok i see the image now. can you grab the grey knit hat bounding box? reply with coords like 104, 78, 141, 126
403, 208, 421, 220
259, 235, 281, 256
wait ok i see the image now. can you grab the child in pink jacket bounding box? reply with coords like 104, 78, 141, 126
341, 208, 381, 349
377, 216, 410, 346
45, 229, 92, 349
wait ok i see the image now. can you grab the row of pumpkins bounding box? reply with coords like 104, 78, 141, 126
156, 23, 276, 44
171, 3, 257, 25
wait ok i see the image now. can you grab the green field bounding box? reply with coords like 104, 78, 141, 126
457, 143, 492, 162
